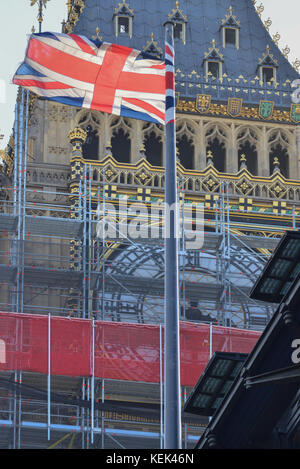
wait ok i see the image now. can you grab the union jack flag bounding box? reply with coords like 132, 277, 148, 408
13, 32, 166, 125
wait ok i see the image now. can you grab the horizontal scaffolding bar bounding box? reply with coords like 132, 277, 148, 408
0, 419, 200, 441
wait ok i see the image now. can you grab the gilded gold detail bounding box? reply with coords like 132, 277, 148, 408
176, 98, 294, 124
68, 127, 87, 143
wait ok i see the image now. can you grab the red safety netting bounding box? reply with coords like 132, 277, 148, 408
0, 312, 260, 387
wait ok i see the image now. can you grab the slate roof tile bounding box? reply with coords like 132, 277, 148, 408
73, 0, 299, 108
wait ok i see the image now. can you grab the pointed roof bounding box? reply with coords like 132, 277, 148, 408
143, 33, 163, 59
204, 39, 224, 63
71, 0, 299, 108
258, 45, 279, 68
113, 0, 134, 17
220, 5, 241, 29
168, 1, 187, 23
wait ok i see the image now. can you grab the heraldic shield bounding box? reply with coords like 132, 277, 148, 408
196, 94, 211, 113
291, 104, 300, 123
259, 101, 274, 119
227, 98, 243, 117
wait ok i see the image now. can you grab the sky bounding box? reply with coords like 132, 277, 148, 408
0, 0, 299, 149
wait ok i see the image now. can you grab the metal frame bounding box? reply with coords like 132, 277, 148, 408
1, 91, 299, 449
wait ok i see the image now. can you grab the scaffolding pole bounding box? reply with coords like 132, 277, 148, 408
91, 319, 95, 444
48, 313, 51, 441
101, 169, 106, 322
21, 90, 29, 314
1, 98, 292, 448
159, 324, 164, 449
18, 371, 22, 449
16, 90, 24, 314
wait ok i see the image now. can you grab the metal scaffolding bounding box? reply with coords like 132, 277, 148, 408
0, 89, 298, 448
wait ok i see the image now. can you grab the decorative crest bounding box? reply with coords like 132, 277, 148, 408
196, 94, 211, 113
227, 97, 243, 117
291, 104, 300, 123
259, 100, 274, 120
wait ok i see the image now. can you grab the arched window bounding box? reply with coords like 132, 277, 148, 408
82, 125, 99, 161
77, 110, 101, 160
208, 62, 220, 79
177, 135, 194, 169
269, 144, 289, 178
205, 124, 228, 173
262, 67, 276, 84
203, 39, 224, 80
113, 1, 134, 38
258, 45, 278, 84
144, 131, 163, 167
238, 141, 258, 174
225, 28, 237, 46
168, 1, 188, 45
221, 6, 240, 50
206, 138, 226, 172
237, 128, 259, 175
268, 131, 290, 178
174, 22, 184, 41
111, 127, 131, 163
176, 120, 196, 170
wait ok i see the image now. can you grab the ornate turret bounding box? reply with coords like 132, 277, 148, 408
68, 127, 87, 158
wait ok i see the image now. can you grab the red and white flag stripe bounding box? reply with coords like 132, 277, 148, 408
13, 32, 166, 125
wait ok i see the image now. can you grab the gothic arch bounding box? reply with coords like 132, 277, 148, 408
268, 129, 290, 178
176, 120, 196, 170
76, 110, 102, 160
205, 123, 229, 173
267, 129, 290, 148
204, 122, 230, 141
76, 109, 101, 128
109, 117, 132, 163
236, 127, 259, 175
142, 122, 164, 167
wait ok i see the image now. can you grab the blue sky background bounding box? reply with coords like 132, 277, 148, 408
0, 0, 299, 149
